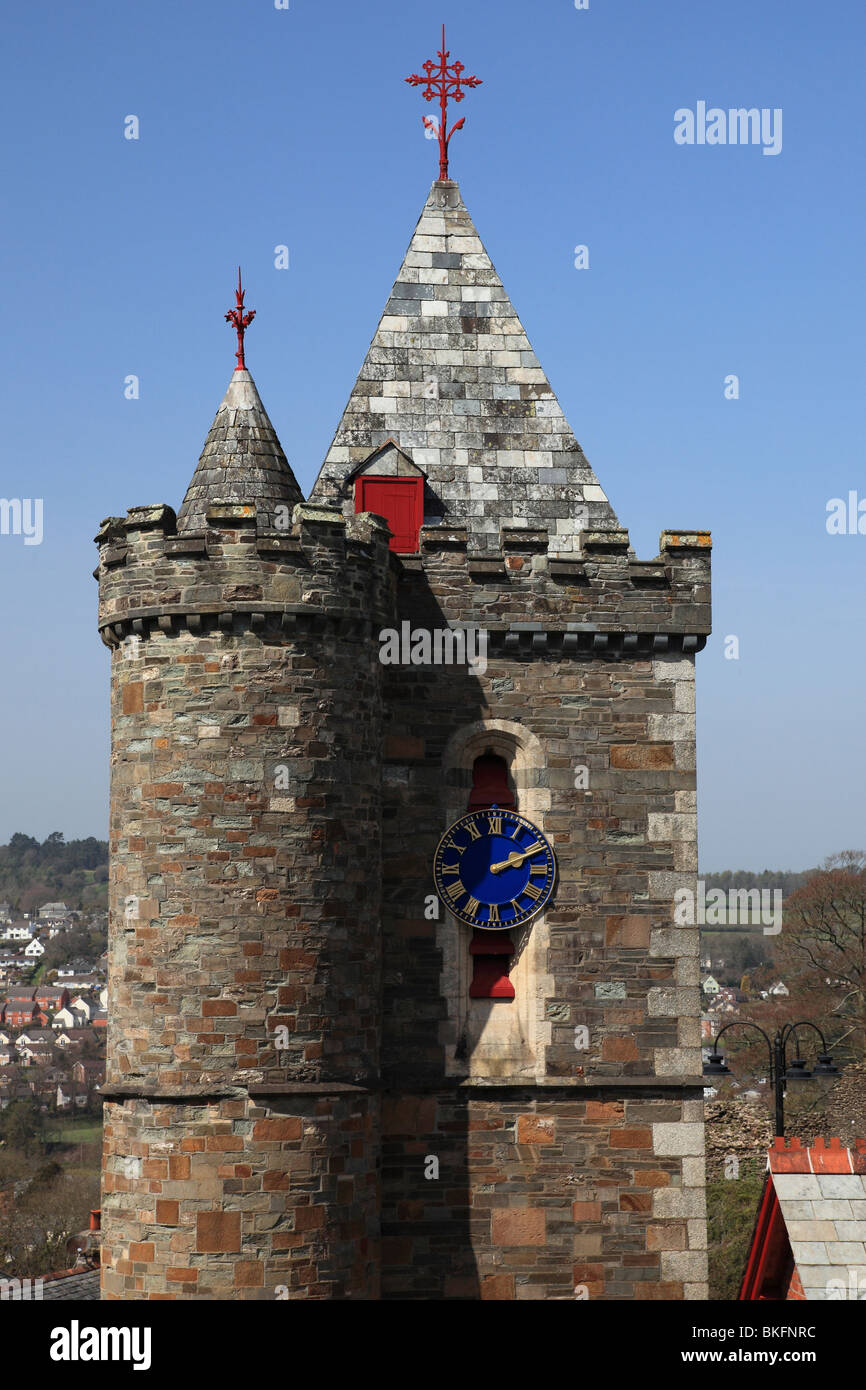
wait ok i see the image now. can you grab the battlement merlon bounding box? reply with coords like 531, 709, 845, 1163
94, 501, 396, 649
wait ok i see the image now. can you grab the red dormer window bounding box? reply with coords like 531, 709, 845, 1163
354, 476, 423, 553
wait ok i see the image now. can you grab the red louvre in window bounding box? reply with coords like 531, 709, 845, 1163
354, 476, 423, 553
468, 754, 516, 811
469, 931, 516, 999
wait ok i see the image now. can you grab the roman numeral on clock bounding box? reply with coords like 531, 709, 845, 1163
487, 903, 500, 925
529, 862, 547, 876
441, 864, 460, 876
487, 814, 502, 836
465, 821, 481, 841
523, 883, 543, 902
464, 897, 480, 919
446, 882, 465, 903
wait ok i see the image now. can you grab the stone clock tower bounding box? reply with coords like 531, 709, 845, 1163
96, 172, 711, 1299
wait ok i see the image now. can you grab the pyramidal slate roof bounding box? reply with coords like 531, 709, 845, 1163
177, 367, 303, 532
311, 180, 621, 552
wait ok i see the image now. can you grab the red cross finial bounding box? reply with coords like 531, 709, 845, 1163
225, 266, 256, 371
406, 25, 482, 181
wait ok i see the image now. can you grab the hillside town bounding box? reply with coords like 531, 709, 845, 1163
701, 962, 789, 1037
0, 899, 106, 1113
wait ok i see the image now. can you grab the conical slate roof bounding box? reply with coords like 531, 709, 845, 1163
177, 368, 303, 532
311, 180, 621, 552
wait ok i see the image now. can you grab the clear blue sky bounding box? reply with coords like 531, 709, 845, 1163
0, 0, 863, 869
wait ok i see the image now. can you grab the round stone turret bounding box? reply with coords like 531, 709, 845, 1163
96, 371, 394, 1299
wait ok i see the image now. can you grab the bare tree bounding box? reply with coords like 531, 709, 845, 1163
777, 851, 866, 1057
0, 1168, 99, 1279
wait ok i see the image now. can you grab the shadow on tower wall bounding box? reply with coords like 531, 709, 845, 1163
376, 579, 494, 1299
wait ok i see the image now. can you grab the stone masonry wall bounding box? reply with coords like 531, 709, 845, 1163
372, 528, 710, 1299
102, 1092, 380, 1299
97, 502, 393, 1299
381, 1091, 706, 1300
96, 489, 710, 1298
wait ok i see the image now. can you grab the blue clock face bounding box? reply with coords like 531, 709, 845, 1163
433, 807, 556, 930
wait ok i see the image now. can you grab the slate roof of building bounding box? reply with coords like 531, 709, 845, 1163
772, 1143, 866, 1298
41, 1269, 100, 1300
741, 1138, 866, 1300
177, 366, 303, 533
311, 179, 621, 554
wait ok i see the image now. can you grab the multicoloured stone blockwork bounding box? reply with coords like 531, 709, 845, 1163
95, 178, 711, 1299
382, 1093, 706, 1299
102, 1093, 380, 1298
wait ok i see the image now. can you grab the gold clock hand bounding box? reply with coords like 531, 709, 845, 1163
489, 841, 544, 873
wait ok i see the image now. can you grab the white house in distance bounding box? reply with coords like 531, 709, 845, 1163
52, 1007, 89, 1031
702, 975, 721, 996
23, 939, 45, 958
57, 974, 99, 992
15, 1029, 54, 1064
2, 922, 32, 942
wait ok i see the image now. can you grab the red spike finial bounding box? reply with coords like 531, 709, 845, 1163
405, 25, 482, 181
225, 265, 256, 371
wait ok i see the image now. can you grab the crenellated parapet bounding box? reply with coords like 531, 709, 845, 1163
95, 501, 396, 649
395, 523, 711, 652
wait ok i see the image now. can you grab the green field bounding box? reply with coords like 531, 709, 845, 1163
45, 1117, 103, 1145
